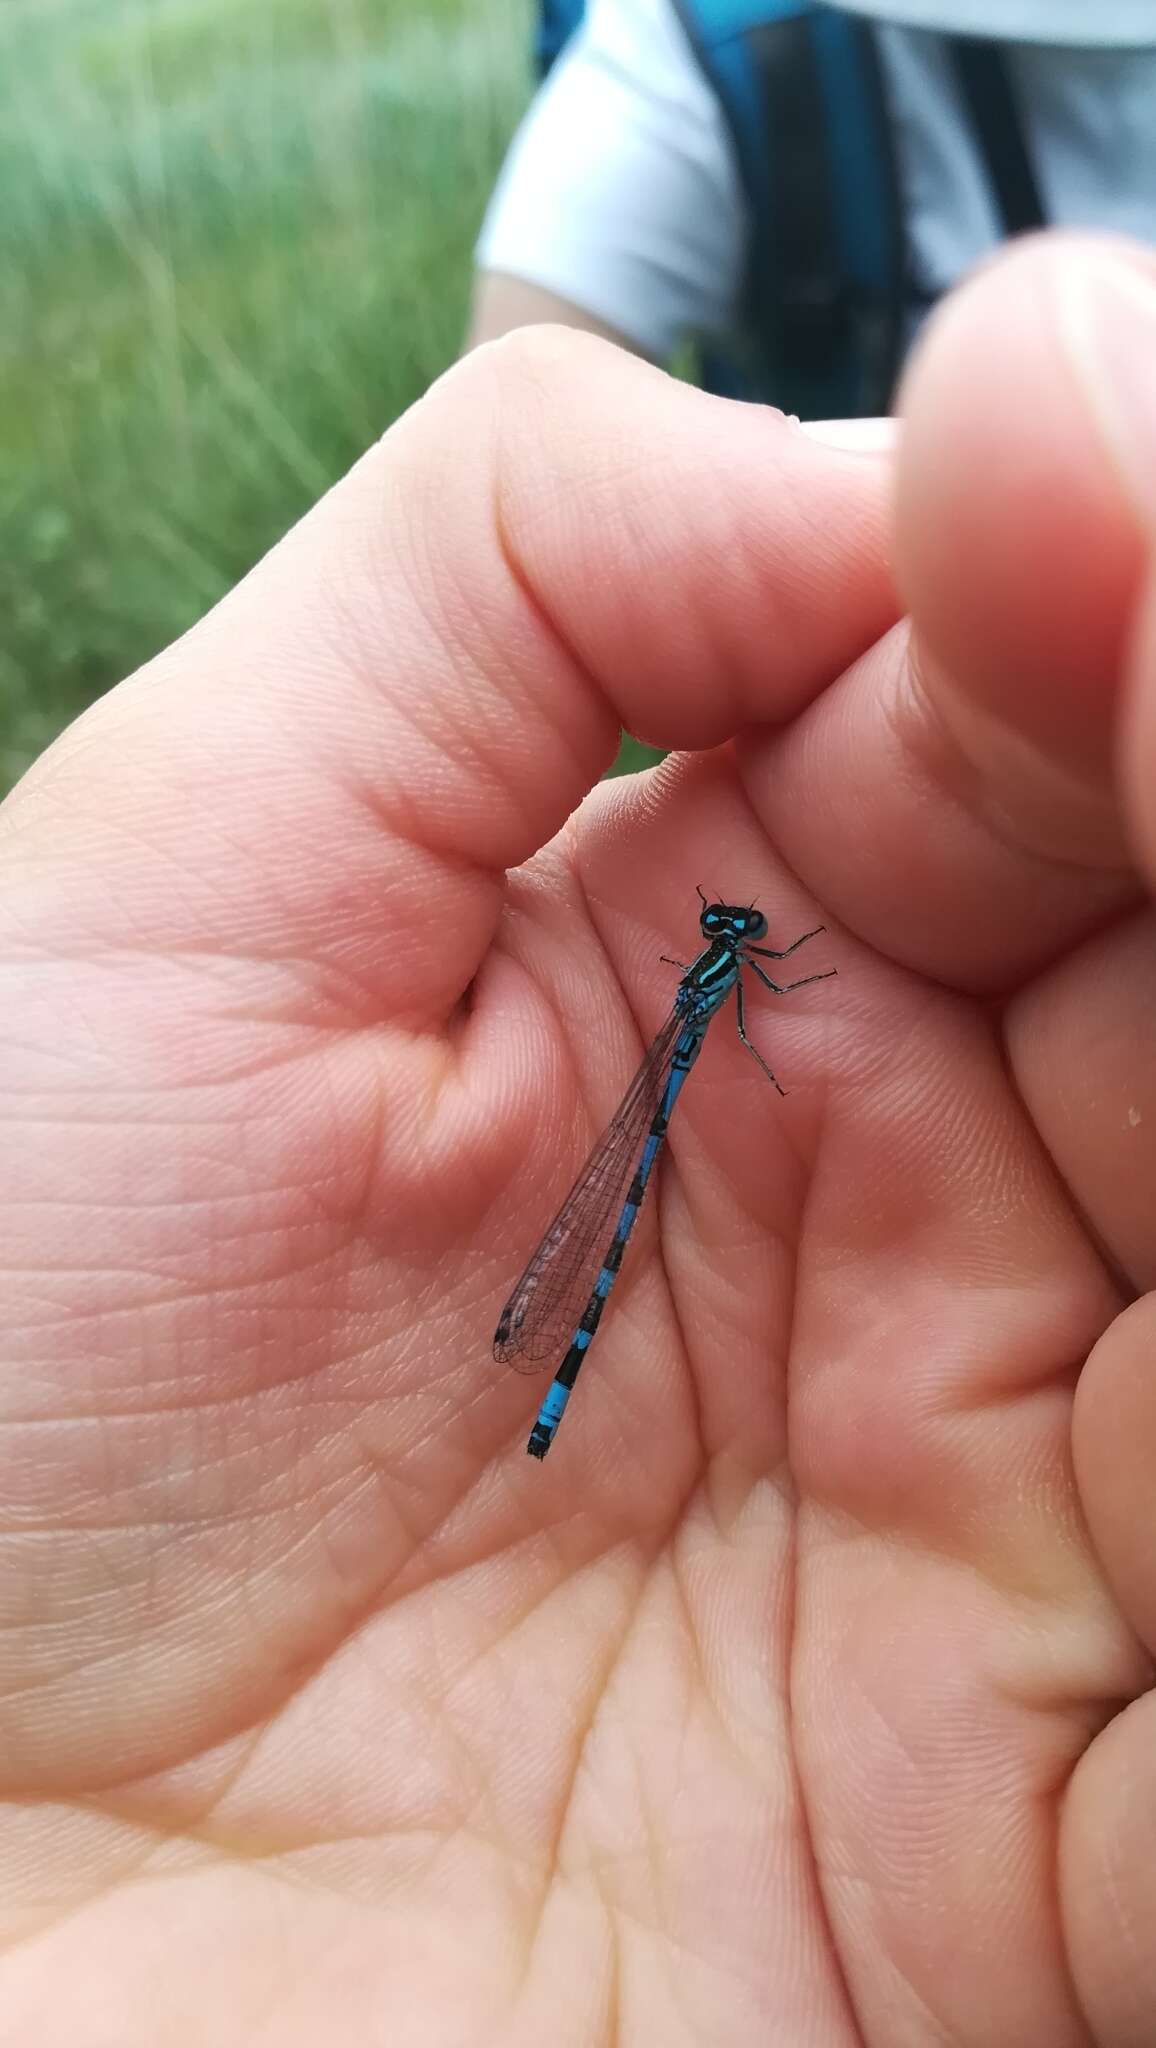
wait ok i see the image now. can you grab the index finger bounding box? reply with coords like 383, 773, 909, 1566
4, 330, 896, 1027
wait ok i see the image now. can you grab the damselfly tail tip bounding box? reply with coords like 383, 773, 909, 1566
527, 1425, 552, 1460
494, 1306, 519, 1359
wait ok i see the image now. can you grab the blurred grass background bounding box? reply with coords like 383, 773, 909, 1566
1, 0, 660, 791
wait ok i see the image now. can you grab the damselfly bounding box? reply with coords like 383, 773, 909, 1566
494, 892, 835, 1459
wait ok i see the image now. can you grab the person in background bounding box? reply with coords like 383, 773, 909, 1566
468, 0, 1156, 416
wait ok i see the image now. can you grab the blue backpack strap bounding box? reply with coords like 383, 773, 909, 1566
948, 36, 1046, 237
536, 0, 586, 78
673, 0, 903, 414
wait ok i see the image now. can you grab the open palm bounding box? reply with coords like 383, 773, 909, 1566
4, 238, 1156, 2047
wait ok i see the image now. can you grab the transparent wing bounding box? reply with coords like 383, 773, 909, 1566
494, 1006, 685, 1372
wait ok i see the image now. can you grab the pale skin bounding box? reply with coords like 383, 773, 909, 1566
3, 233, 1156, 2046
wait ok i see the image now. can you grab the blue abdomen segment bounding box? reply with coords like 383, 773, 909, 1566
526, 1027, 702, 1459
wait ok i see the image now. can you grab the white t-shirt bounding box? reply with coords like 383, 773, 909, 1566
838, 1, 1156, 41
477, 0, 1156, 363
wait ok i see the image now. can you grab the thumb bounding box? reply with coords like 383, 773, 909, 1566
896, 231, 1156, 874
737, 234, 1152, 994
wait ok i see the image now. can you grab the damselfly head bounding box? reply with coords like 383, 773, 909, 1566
700, 902, 768, 942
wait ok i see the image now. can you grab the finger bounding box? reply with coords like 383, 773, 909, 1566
1062, 1693, 1156, 2048
741, 235, 1156, 991
898, 235, 1156, 811
1120, 338, 1156, 889
1063, 1295, 1156, 2043
2, 332, 895, 1026
952, 257, 1156, 1286
1072, 1295, 1156, 1658
1003, 907, 1156, 1291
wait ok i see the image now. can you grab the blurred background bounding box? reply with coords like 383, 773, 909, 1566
1, 0, 533, 793
7, 2, 1153, 798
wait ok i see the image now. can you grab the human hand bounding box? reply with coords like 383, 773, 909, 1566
2, 236, 1155, 2046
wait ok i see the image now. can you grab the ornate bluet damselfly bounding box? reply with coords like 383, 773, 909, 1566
494, 892, 835, 1458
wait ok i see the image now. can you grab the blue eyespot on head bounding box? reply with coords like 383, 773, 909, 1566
698, 900, 768, 942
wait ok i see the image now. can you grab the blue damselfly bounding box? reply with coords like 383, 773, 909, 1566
494, 892, 835, 1458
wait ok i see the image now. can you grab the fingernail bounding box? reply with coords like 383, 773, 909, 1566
797, 416, 898, 455
1055, 247, 1156, 526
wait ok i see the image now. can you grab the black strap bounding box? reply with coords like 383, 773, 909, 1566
847, 18, 907, 411
747, 16, 844, 375
949, 38, 1046, 237
535, 0, 586, 78
670, 1, 904, 414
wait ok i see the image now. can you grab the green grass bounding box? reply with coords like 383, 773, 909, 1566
0, 0, 660, 791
